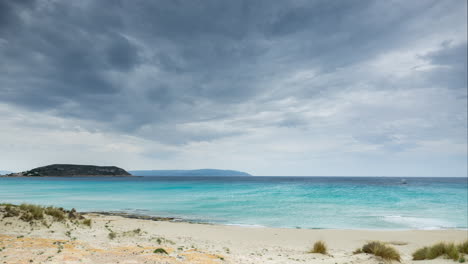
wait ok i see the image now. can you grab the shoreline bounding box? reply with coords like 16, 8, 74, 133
0, 175, 140, 178
1, 206, 467, 263
82, 210, 468, 231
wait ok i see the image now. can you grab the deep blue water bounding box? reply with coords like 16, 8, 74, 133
0, 176, 466, 229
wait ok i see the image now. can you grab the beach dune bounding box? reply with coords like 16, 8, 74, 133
0, 208, 466, 264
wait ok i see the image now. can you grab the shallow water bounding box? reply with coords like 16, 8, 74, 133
0, 176, 466, 229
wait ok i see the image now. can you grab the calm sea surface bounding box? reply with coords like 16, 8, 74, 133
0, 176, 466, 229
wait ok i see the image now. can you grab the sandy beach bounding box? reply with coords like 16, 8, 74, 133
0, 207, 466, 264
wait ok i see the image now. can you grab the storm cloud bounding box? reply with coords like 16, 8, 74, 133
0, 0, 466, 176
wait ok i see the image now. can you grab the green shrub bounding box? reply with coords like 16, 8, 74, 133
154, 248, 168, 254
309, 241, 327, 254
360, 241, 401, 262
108, 232, 117, 240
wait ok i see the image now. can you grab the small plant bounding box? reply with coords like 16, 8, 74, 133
412, 242, 460, 261
459, 256, 466, 263
309, 241, 327, 255
358, 241, 401, 262
108, 232, 117, 240
154, 248, 168, 254
44, 207, 65, 221
82, 219, 92, 227
54, 241, 64, 253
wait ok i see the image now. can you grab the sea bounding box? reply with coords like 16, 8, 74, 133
0, 176, 466, 230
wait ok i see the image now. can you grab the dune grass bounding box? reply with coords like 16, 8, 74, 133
3, 203, 20, 217
413, 241, 467, 261
355, 241, 401, 262
44, 206, 65, 221
19, 203, 45, 220
1, 203, 86, 226
412, 247, 429, 260
458, 240, 468, 254
309, 241, 328, 254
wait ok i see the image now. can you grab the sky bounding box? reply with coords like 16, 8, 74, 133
0, 0, 466, 176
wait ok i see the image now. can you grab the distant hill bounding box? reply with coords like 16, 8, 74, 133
129, 169, 251, 177
8, 164, 132, 177
0, 170, 13, 175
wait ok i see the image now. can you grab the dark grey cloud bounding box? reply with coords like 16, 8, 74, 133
0, 0, 466, 146
422, 42, 467, 90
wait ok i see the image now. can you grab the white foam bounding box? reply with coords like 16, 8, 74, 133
223, 223, 266, 228
382, 215, 456, 229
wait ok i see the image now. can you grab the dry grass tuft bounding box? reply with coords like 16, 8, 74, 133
309, 241, 327, 255
82, 218, 92, 227
412, 242, 460, 261
357, 241, 401, 262
412, 247, 429, 260
458, 240, 468, 254
44, 207, 65, 221
19, 203, 44, 220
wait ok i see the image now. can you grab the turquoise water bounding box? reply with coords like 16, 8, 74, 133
0, 176, 466, 229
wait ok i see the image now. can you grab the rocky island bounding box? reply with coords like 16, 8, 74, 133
6, 164, 132, 177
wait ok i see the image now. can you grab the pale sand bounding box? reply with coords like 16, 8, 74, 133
0, 212, 467, 264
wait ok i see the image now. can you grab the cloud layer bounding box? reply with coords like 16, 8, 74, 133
0, 0, 466, 176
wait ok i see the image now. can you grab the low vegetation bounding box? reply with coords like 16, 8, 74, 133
1, 203, 92, 227
354, 241, 401, 262
122, 228, 142, 237
309, 241, 327, 255
459, 241, 468, 254
413, 241, 468, 262
108, 232, 117, 240
44, 206, 66, 221
82, 218, 92, 227
154, 248, 168, 254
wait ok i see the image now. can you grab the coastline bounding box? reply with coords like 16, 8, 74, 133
82, 210, 468, 231
1, 208, 466, 264
0, 175, 139, 178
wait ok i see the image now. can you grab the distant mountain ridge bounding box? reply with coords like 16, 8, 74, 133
0, 170, 13, 175
129, 169, 251, 177
7, 164, 131, 177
